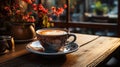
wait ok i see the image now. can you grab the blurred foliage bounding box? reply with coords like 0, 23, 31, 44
93, 0, 109, 15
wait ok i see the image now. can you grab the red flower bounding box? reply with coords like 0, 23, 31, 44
22, 15, 29, 20
38, 4, 48, 14
4, 0, 67, 27
27, 17, 36, 22
64, 4, 67, 8
4, 6, 10, 11
38, 4, 44, 10
16, 10, 21, 15
31, 0, 35, 2
48, 17, 52, 21
51, 7, 56, 13
4, 6, 11, 16
32, 4, 37, 11
23, 0, 33, 4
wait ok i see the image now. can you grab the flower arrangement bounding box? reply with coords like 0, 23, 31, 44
32, 3, 67, 27
4, 0, 67, 28
4, 0, 35, 23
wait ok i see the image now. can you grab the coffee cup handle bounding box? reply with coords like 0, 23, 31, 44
68, 34, 76, 44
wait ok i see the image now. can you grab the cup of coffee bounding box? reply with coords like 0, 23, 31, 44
36, 28, 76, 53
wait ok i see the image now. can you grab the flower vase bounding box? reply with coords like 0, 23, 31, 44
8, 22, 36, 42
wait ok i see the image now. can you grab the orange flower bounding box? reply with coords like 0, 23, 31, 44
27, 17, 36, 22
4, 0, 67, 27
4, 6, 10, 11
32, 4, 37, 11
51, 7, 56, 13
16, 10, 21, 15
48, 17, 53, 21
23, 0, 33, 4
4, 0, 36, 23
64, 4, 67, 8
31, 4, 67, 27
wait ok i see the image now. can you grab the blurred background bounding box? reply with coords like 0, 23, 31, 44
0, 0, 118, 36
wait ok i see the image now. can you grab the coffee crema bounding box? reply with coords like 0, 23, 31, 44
38, 30, 67, 35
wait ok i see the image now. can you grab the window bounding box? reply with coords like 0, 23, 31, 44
39, 0, 118, 36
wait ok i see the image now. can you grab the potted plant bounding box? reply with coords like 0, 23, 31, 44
4, 0, 36, 41
4, 0, 67, 41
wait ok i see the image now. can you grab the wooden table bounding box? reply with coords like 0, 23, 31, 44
0, 33, 120, 67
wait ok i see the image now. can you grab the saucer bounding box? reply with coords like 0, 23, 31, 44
26, 40, 78, 56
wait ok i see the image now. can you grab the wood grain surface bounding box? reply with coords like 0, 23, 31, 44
0, 34, 120, 67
